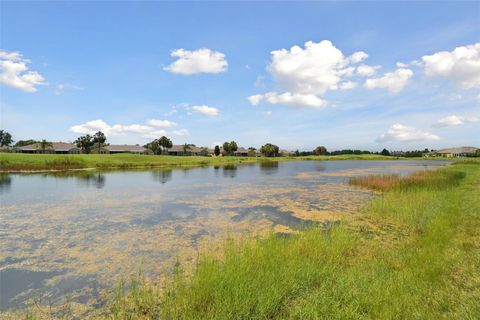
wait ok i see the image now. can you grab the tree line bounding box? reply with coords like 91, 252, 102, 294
2, 129, 479, 157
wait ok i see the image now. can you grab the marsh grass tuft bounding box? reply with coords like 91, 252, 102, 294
349, 169, 465, 191
108, 275, 162, 319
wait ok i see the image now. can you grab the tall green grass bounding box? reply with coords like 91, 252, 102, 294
106, 163, 479, 319
349, 169, 465, 191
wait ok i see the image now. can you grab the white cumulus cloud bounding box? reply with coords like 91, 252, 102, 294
364, 68, 413, 93
172, 129, 190, 137
263, 92, 326, 108
146, 119, 177, 128
248, 40, 376, 108
377, 124, 439, 142
348, 51, 368, 64
434, 115, 479, 127
164, 48, 228, 75
70, 119, 187, 139
191, 105, 219, 116
0, 50, 46, 92
356, 64, 380, 77
268, 40, 364, 96
247, 94, 263, 106
339, 81, 357, 90
422, 43, 480, 89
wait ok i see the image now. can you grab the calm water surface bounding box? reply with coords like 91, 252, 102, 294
0, 160, 448, 310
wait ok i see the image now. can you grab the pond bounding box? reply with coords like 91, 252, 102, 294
0, 160, 448, 311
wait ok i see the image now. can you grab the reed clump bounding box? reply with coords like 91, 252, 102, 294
349, 169, 465, 191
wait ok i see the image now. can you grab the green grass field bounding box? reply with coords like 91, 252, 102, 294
0, 153, 397, 171
103, 162, 480, 319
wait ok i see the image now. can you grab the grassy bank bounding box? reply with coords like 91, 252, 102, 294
0, 153, 396, 172
106, 162, 479, 319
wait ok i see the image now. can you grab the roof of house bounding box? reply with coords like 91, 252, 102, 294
167, 145, 207, 153
105, 145, 146, 152
435, 147, 479, 154
17, 142, 78, 151
234, 147, 249, 153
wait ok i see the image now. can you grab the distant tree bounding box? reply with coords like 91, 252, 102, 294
229, 141, 238, 153
37, 139, 53, 154
222, 141, 238, 156
75, 135, 94, 154
13, 139, 38, 147
222, 142, 230, 155
295, 150, 300, 157
260, 143, 279, 157
381, 148, 390, 156
158, 136, 173, 154
0, 130, 13, 147
214, 145, 221, 156
144, 139, 160, 155
92, 131, 107, 152
182, 143, 191, 155
313, 146, 327, 156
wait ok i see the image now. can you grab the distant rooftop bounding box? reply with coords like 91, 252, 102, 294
16, 142, 77, 151
435, 147, 479, 154
105, 145, 145, 152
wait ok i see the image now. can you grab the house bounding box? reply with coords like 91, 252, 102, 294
390, 151, 406, 157
234, 147, 249, 157
15, 142, 81, 154
279, 149, 295, 157
90, 145, 146, 154
166, 145, 209, 156
431, 147, 479, 158
208, 147, 223, 157
104, 145, 146, 154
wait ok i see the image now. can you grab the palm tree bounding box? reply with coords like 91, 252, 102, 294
92, 131, 106, 153
37, 140, 53, 154
74, 135, 94, 154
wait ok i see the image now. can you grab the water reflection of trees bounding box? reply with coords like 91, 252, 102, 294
315, 163, 326, 172
259, 161, 279, 175
0, 174, 12, 193
77, 173, 106, 189
151, 170, 173, 184
222, 164, 237, 178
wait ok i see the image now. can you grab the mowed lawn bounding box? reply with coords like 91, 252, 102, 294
0, 153, 397, 171
105, 162, 480, 319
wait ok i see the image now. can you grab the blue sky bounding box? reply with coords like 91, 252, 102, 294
1, 1, 479, 151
